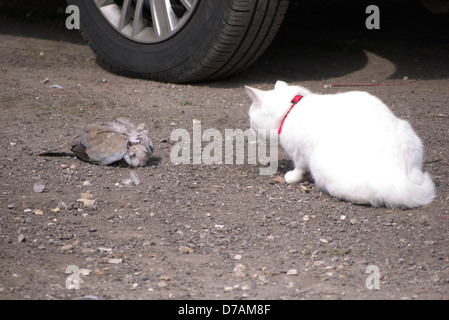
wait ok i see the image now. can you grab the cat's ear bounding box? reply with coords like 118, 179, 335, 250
274, 80, 288, 90
245, 86, 264, 109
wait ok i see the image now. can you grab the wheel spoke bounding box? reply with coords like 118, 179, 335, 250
179, 0, 194, 11
94, 0, 115, 7
150, 0, 176, 39
118, 0, 132, 31
132, 0, 145, 37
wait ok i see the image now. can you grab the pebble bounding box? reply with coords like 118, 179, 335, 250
180, 246, 195, 254
107, 258, 123, 264
77, 198, 97, 210
60, 244, 73, 251
18, 234, 26, 243
33, 183, 47, 193
233, 263, 247, 278
273, 176, 285, 184
80, 269, 92, 276
286, 269, 298, 276
319, 238, 329, 244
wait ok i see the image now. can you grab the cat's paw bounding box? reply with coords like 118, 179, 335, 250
284, 169, 303, 184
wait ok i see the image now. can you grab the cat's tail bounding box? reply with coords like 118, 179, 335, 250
400, 169, 436, 208
382, 120, 436, 208
378, 169, 435, 209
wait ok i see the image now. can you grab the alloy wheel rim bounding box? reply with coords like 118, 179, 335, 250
94, 0, 199, 43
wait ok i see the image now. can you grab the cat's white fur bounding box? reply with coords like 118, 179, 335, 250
246, 81, 435, 208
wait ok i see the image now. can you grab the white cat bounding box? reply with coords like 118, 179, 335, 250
246, 81, 435, 208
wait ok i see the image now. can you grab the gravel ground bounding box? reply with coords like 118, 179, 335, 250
0, 0, 448, 300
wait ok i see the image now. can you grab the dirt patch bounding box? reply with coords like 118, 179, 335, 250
0, 0, 448, 300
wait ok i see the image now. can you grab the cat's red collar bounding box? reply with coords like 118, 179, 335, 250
278, 95, 303, 135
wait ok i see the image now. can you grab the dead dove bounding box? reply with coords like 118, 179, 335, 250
40, 118, 154, 167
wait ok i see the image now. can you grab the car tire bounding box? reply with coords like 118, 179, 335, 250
68, 0, 289, 83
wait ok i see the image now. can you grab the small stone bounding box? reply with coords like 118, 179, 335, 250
7, 204, 15, 209
83, 181, 92, 186
157, 281, 168, 288
302, 215, 310, 222
60, 244, 73, 251
18, 234, 26, 243
233, 254, 242, 260
286, 269, 298, 276
319, 238, 329, 244
33, 183, 47, 193
79, 193, 94, 199
180, 246, 195, 254
80, 269, 92, 276
233, 263, 247, 278
107, 258, 123, 264
224, 286, 234, 292
418, 215, 429, 225
60, 164, 69, 169
34, 209, 44, 216
273, 176, 285, 184
77, 198, 97, 210
300, 185, 310, 193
